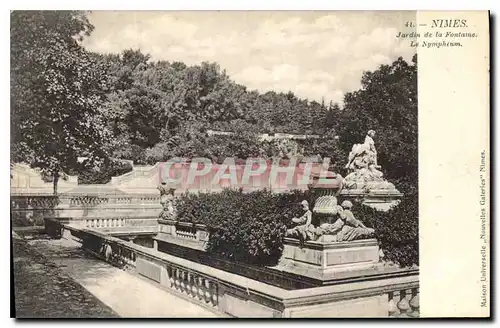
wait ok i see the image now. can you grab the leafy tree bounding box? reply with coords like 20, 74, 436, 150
11, 11, 111, 194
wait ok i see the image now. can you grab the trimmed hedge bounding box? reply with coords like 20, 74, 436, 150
175, 189, 418, 268
175, 189, 308, 265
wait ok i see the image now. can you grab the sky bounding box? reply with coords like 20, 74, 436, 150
83, 11, 416, 104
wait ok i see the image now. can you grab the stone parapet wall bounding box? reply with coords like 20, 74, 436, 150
12, 193, 162, 231
53, 222, 419, 318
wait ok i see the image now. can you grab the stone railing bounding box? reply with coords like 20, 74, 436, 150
53, 222, 419, 318
11, 195, 60, 227
65, 225, 137, 269
84, 218, 129, 229
388, 288, 419, 318
163, 264, 219, 308
61, 194, 160, 207
11, 193, 160, 210
12, 193, 161, 232
155, 220, 209, 251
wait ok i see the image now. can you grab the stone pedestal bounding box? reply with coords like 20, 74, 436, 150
275, 238, 381, 281
340, 189, 403, 212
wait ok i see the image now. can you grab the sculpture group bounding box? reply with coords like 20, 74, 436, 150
158, 182, 177, 220
286, 129, 396, 244
285, 198, 375, 244
343, 130, 396, 191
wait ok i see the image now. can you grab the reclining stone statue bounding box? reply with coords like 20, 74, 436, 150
314, 200, 375, 242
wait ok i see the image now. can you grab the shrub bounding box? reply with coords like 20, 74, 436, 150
175, 189, 307, 265
353, 193, 419, 268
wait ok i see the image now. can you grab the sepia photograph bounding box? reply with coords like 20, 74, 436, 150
9, 9, 488, 319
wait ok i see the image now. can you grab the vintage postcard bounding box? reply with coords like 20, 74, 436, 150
10, 10, 490, 318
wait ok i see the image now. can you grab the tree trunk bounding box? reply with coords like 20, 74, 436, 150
53, 170, 59, 195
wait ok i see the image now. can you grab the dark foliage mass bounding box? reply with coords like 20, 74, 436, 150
76, 159, 133, 185
354, 195, 419, 267
175, 189, 307, 266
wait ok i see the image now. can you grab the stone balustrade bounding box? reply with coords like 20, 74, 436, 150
388, 288, 419, 318
11, 195, 60, 210
12, 193, 162, 232
54, 222, 419, 318
62, 194, 160, 207
166, 265, 219, 308
85, 218, 128, 229
12, 193, 160, 210
175, 227, 198, 240
155, 219, 209, 251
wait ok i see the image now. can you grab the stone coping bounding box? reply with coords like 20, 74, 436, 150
12, 192, 159, 198
105, 230, 158, 237
340, 189, 404, 197
154, 233, 207, 251
158, 219, 207, 230
58, 204, 162, 209
61, 223, 419, 306
283, 238, 378, 250
60, 216, 160, 221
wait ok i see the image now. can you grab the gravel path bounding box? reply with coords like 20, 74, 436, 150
12, 234, 119, 318
12, 233, 220, 318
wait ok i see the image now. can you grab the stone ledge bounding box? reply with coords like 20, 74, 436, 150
55, 222, 419, 317
283, 238, 378, 250
158, 219, 207, 230
154, 233, 207, 251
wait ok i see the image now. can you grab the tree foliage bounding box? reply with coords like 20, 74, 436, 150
11, 11, 111, 193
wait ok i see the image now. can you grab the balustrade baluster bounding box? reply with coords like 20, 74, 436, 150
117, 247, 122, 264
409, 289, 419, 317
396, 290, 410, 317
191, 274, 198, 298
173, 269, 180, 290
186, 273, 193, 297
125, 249, 130, 265
211, 283, 218, 306
388, 291, 399, 317
181, 271, 188, 293
198, 277, 205, 300
167, 266, 174, 287
204, 279, 211, 303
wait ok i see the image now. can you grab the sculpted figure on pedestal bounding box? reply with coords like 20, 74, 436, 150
314, 201, 375, 242
286, 200, 316, 244
343, 130, 399, 192
158, 182, 177, 220
345, 130, 378, 171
